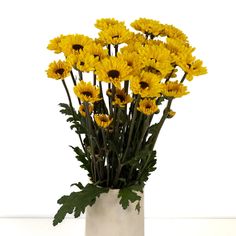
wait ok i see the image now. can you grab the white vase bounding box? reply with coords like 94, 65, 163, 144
85, 189, 144, 236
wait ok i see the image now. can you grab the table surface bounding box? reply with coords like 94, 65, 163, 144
0, 218, 236, 236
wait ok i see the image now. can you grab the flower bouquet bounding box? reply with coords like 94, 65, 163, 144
46, 17, 207, 234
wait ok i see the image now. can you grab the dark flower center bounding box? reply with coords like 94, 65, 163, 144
80, 61, 85, 66
72, 44, 84, 51
145, 105, 152, 109
100, 117, 109, 122
116, 94, 125, 102
140, 81, 149, 89
82, 91, 92, 97
127, 62, 133, 66
55, 68, 65, 75
112, 35, 120, 39
107, 70, 120, 79
144, 66, 161, 75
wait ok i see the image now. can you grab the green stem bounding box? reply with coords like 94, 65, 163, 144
78, 70, 83, 80
113, 157, 122, 187
128, 116, 150, 181
124, 80, 129, 93
114, 44, 118, 56
135, 116, 150, 153
61, 80, 86, 154
84, 102, 96, 182
107, 44, 111, 56
180, 72, 187, 83
70, 71, 81, 105
93, 73, 96, 86
122, 95, 140, 161
150, 98, 173, 149
101, 129, 109, 187
165, 65, 176, 83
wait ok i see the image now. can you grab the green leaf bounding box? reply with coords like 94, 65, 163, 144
157, 96, 165, 105
59, 103, 87, 134
70, 146, 90, 172
118, 184, 143, 212
53, 184, 109, 226
148, 123, 159, 135
70, 182, 84, 190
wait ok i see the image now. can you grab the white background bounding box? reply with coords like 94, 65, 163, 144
0, 0, 236, 220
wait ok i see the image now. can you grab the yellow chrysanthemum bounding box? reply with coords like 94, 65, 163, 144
138, 44, 173, 78
130, 72, 163, 97
131, 18, 164, 37
179, 59, 208, 81
120, 42, 143, 54
95, 57, 132, 88
79, 103, 93, 117
74, 81, 101, 103
98, 24, 133, 45
160, 24, 188, 42
94, 114, 113, 128
127, 33, 147, 44
112, 88, 133, 107
117, 51, 142, 75
162, 81, 189, 98
84, 42, 108, 60
74, 51, 99, 72
46, 60, 71, 80
165, 38, 195, 64
137, 98, 158, 116
47, 34, 66, 54
60, 34, 93, 56
95, 18, 125, 30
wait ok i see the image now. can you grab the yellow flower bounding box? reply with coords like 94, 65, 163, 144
138, 44, 173, 78
84, 42, 108, 60
46, 60, 71, 80
127, 33, 147, 44
47, 35, 65, 54
179, 59, 208, 81
117, 51, 142, 75
74, 81, 101, 103
94, 114, 113, 128
98, 24, 133, 45
131, 18, 164, 37
95, 57, 132, 88
165, 38, 195, 64
167, 110, 176, 118
162, 81, 189, 98
75, 51, 99, 72
120, 41, 143, 54
60, 34, 93, 56
112, 88, 133, 107
130, 72, 163, 97
160, 24, 188, 42
137, 98, 158, 116
95, 18, 125, 30
79, 103, 93, 117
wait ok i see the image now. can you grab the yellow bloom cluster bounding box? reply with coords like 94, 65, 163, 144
46, 17, 207, 121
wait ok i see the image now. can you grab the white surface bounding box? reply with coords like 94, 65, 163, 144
0, 0, 236, 218
1, 218, 236, 236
